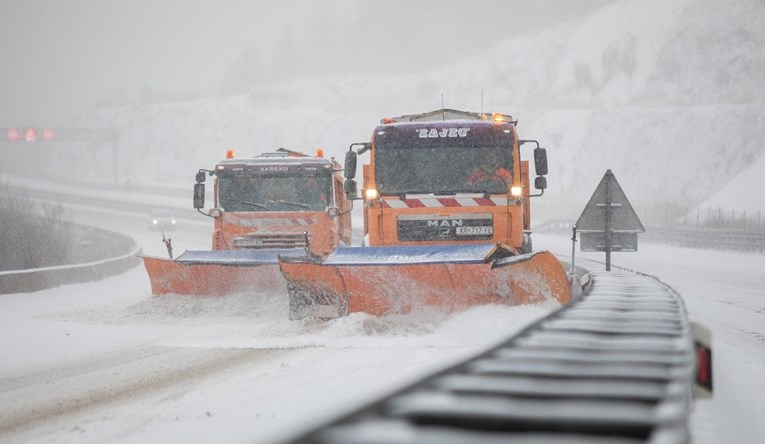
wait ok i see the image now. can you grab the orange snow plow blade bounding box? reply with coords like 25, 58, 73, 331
143, 249, 307, 295
279, 244, 571, 319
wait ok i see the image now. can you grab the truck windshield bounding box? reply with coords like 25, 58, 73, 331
374, 124, 514, 195
217, 174, 332, 212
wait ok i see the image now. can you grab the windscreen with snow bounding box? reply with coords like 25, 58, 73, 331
374, 122, 515, 196
217, 170, 333, 212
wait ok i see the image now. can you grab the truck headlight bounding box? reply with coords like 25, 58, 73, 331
365, 188, 379, 200
511, 186, 523, 197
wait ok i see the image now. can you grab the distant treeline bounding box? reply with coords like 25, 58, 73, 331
0, 183, 71, 272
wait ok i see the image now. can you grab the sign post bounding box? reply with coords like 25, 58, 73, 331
575, 170, 645, 271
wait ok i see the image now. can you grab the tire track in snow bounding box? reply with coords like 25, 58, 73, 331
0, 346, 290, 439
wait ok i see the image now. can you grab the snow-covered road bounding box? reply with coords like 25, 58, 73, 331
0, 264, 556, 443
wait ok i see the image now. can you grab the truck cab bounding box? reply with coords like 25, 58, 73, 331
195, 148, 351, 256
345, 109, 547, 253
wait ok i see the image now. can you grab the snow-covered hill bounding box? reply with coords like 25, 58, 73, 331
698, 144, 765, 218
50, 0, 765, 220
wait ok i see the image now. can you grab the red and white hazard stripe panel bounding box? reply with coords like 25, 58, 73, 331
382, 197, 508, 209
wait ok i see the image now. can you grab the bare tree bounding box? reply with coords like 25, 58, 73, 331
0, 183, 72, 271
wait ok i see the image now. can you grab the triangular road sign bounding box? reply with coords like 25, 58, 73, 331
576, 169, 645, 233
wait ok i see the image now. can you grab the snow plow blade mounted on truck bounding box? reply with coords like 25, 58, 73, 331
144, 249, 306, 295
279, 109, 571, 319
280, 245, 570, 319
143, 148, 351, 296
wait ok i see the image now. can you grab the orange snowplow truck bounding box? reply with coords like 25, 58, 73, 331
143, 148, 351, 296
279, 109, 571, 319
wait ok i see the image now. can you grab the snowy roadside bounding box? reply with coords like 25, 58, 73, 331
535, 234, 765, 444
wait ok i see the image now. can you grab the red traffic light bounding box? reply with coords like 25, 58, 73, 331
42, 128, 54, 141
7, 128, 19, 141
24, 127, 36, 142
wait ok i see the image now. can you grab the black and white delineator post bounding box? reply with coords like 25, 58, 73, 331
574, 169, 645, 271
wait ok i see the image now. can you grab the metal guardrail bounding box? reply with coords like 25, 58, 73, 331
0, 225, 141, 294
535, 219, 765, 253
643, 226, 765, 252
289, 271, 697, 444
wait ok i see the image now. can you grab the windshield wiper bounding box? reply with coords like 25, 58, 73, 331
277, 200, 310, 209
402, 190, 483, 196
230, 199, 267, 209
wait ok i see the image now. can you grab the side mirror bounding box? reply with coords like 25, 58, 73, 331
534, 147, 548, 176
196, 171, 206, 183
344, 150, 358, 179
534, 176, 547, 190
343, 178, 357, 199
193, 183, 205, 209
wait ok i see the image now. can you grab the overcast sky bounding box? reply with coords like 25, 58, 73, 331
0, 0, 336, 125
0, 0, 609, 127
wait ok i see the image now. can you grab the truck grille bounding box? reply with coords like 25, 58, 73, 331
233, 232, 307, 249
397, 213, 493, 242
